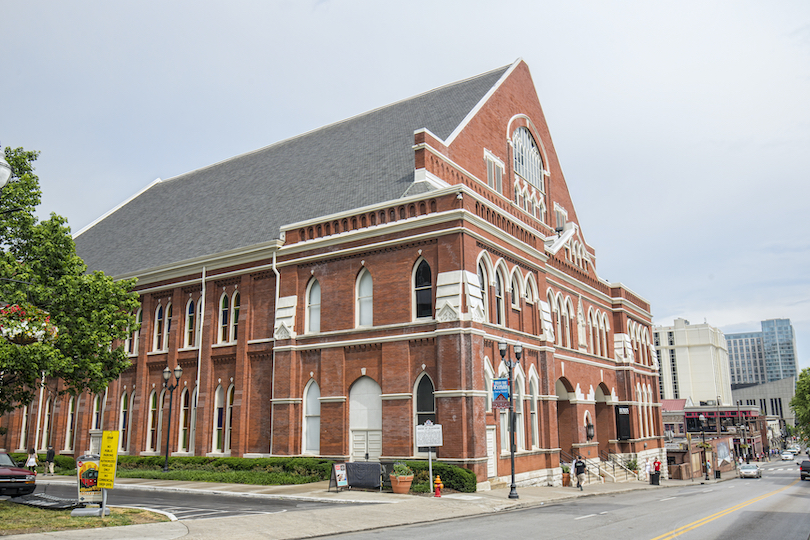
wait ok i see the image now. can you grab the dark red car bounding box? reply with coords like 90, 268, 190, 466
0, 452, 36, 496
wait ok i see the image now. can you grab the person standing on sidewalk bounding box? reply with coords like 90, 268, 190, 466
25, 448, 37, 474
574, 456, 586, 491
45, 446, 55, 476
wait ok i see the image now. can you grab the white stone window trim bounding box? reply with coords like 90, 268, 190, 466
355, 268, 374, 328
412, 257, 433, 321
305, 278, 321, 334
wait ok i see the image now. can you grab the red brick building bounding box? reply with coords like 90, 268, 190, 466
1, 59, 663, 487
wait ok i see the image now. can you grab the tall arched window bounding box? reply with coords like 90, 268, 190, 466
119, 392, 129, 451
414, 260, 432, 319
165, 303, 173, 349
185, 298, 196, 348
64, 397, 76, 452
19, 405, 28, 450
303, 380, 321, 454
513, 126, 544, 192
511, 274, 521, 308
218, 294, 229, 343
224, 386, 235, 452
154, 305, 165, 351
92, 395, 102, 430
213, 385, 225, 451
514, 373, 525, 451
126, 308, 142, 355
478, 262, 489, 322
356, 270, 373, 327
231, 293, 240, 342
147, 390, 159, 451
415, 374, 436, 454
179, 388, 190, 452
495, 272, 504, 325
306, 280, 321, 333
529, 377, 539, 449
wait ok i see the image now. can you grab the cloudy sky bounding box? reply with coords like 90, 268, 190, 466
2, 1, 808, 370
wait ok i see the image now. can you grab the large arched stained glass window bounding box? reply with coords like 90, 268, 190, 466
512, 127, 544, 192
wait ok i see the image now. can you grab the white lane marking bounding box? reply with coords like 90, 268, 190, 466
702, 489, 714, 493
575, 514, 597, 520
659, 497, 677, 501
599, 511, 608, 515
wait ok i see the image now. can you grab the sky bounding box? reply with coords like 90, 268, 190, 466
2, 1, 808, 371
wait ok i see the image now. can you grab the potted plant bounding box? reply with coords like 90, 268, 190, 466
561, 464, 570, 487
389, 461, 414, 494
0, 303, 58, 345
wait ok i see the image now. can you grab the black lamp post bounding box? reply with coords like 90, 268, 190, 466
699, 413, 709, 480
162, 365, 183, 473
499, 339, 522, 500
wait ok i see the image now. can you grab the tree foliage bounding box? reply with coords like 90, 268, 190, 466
0, 146, 140, 415
790, 367, 810, 443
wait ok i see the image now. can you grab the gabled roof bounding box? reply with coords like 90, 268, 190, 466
661, 399, 687, 413
74, 63, 513, 278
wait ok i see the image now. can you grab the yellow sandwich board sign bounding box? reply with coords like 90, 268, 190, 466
97, 430, 119, 489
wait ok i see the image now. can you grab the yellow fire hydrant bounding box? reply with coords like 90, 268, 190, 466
434, 475, 444, 497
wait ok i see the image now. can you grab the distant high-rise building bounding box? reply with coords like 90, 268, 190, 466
726, 319, 797, 385
653, 318, 732, 405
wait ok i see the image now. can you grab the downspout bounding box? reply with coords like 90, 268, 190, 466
194, 266, 206, 454
270, 251, 280, 455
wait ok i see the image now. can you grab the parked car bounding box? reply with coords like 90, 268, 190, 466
800, 460, 810, 481
739, 464, 762, 478
781, 452, 794, 461
0, 452, 36, 496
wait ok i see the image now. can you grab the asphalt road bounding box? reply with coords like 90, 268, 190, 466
326, 461, 810, 540
34, 481, 355, 521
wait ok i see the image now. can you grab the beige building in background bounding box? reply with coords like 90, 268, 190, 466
654, 318, 732, 406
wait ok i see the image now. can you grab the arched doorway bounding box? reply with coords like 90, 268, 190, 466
555, 378, 575, 458
349, 377, 382, 461
595, 383, 613, 458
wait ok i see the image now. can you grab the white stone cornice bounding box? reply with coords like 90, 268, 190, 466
271, 398, 302, 405
381, 393, 412, 401
319, 396, 347, 403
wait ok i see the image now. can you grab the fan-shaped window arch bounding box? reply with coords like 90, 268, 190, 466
512, 127, 544, 192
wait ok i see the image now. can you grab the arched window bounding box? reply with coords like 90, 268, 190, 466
19, 405, 28, 450
64, 397, 76, 452
126, 308, 141, 354
477, 262, 489, 322
415, 374, 436, 454
514, 373, 525, 451
306, 280, 321, 333
529, 376, 539, 449
147, 390, 159, 451
231, 293, 240, 342
92, 395, 102, 430
414, 260, 432, 319
303, 380, 321, 455
512, 127, 544, 192
179, 388, 191, 452
119, 392, 129, 451
213, 385, 225, 451
185, 298, 196, 348
494, 272, 504, 325
218, 294, 229, 343
165, 303, 173, 349
154, 305, 165, 351
356, 270, 373, 327
511, 274, 521, 308
484, 359, 494, 413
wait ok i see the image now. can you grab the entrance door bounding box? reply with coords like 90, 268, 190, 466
486, 426, 497, 477
349, 377, 382, 461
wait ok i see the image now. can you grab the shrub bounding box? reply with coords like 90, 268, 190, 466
402, 461, 477, 492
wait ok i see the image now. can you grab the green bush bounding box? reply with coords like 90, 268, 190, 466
402, 461, 477, 492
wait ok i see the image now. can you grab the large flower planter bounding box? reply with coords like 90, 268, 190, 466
562, 472, 571, 487
390, 474, 414, 494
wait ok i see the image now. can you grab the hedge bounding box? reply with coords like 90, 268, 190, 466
116, 456, 333, 480
402, 461, 477, 493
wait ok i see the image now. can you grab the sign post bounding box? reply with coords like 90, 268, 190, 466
97, 430, 120, 516
416, 420, 443, 491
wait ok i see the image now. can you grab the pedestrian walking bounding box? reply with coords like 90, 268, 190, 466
25, 448, 37, 474
645, 459, 651, 481
45, 445, 55, 475
574, 456, 586, 491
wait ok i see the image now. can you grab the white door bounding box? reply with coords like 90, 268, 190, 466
349, 377, 382, 461
486, 426, 497, 477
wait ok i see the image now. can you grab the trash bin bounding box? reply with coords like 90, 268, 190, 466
651, 471, 660, 485
715, 470, 721, 479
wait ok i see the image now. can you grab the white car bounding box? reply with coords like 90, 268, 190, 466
781, 452, 794, 461
739, 464, 762, 478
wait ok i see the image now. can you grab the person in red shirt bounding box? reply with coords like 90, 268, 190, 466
654, 459, 661, 473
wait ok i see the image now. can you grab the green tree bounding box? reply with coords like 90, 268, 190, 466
0, 146, 140, 415
790, 367, 810, 443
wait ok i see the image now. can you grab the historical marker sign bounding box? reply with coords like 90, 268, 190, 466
416, 423, 443, 447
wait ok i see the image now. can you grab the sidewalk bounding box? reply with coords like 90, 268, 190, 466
6, 474, 730, 540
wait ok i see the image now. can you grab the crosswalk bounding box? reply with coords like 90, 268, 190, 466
117, 504, 287, 521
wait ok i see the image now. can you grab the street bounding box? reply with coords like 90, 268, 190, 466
326, 462, 809, 540
33, 479, 360, 521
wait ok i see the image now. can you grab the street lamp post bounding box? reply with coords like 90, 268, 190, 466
699, 413, 709, 480
499, 339, 522, 500
162, 365, 183, 473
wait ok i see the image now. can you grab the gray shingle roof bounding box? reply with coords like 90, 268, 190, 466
75, 65, 511, 277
